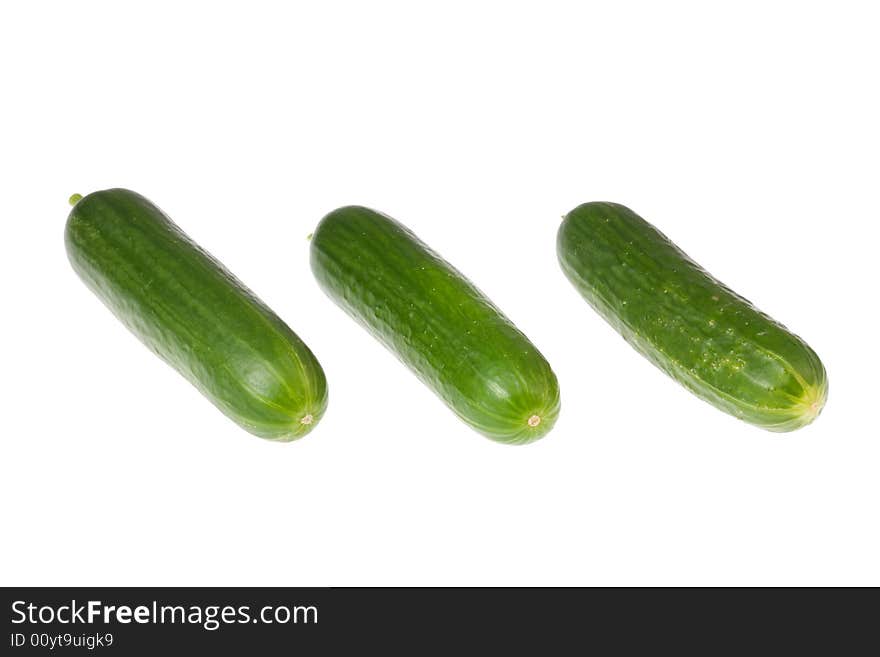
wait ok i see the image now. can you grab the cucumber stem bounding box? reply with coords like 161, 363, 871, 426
527, 415, 541, 428
69, 193, 83, 207
300, 413, 314, 425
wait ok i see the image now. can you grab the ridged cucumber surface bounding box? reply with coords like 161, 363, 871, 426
310, 206, 560, 444
557, 202, 826, 431
65, 188, 327, 440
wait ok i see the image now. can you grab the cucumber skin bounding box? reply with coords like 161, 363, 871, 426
310, 206, 560, 444
558, 202, 827, 432
65, 189, 327, 440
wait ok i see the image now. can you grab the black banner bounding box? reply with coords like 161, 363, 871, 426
1, 587, 874, 653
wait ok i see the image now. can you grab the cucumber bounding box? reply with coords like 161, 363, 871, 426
557, 202, 827, 431
310, 206, 560, 444
65, 188, 327, 440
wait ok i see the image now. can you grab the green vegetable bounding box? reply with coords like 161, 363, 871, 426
557, 202, 826, 431
310, 206, 560, 444
65, 188, 327, 440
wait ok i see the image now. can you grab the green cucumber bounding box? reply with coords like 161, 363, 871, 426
557, 202, 827, 431
65, 188, 327, 440
310, 206, 560, 444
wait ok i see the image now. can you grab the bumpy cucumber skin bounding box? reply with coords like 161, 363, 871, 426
558, 202, 827, 432
65, 189, 327, 440
310, 206, 560, 444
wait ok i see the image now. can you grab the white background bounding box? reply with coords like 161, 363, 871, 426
1, 1, 877, 586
